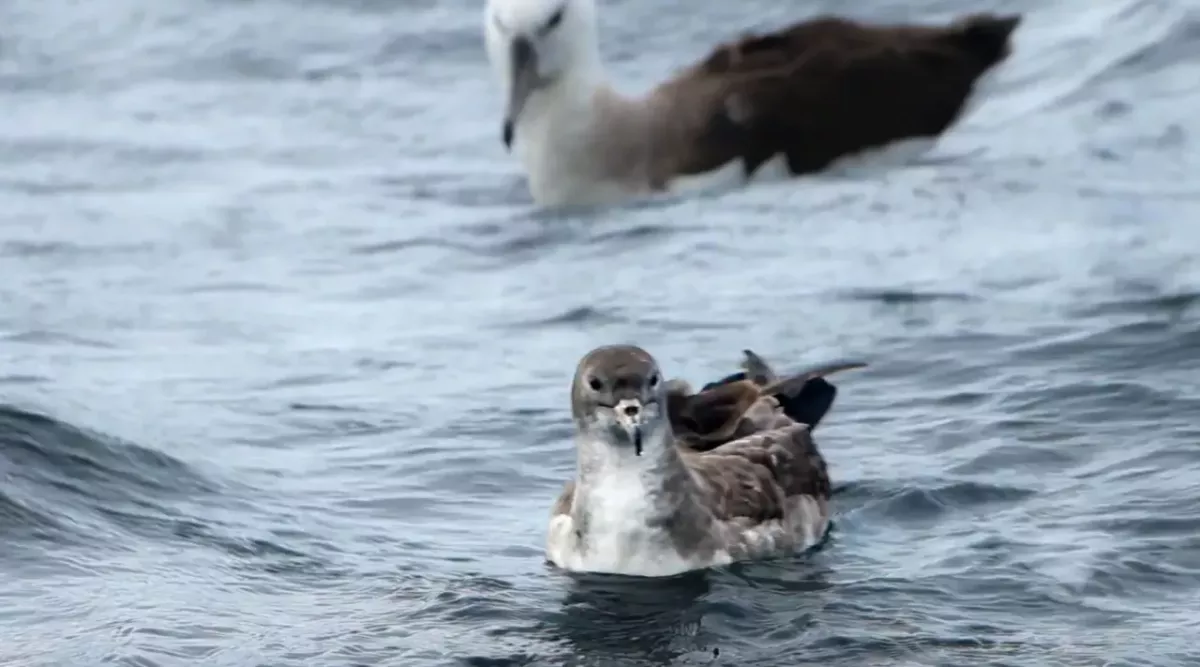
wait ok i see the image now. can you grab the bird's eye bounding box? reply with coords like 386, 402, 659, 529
648, 373, 659, 388
544, 7, 564, 31
588, 376, 603, 391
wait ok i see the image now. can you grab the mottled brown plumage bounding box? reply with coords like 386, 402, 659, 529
550, 416, 826, 527
547, 345, 866, 574
645, 12, 1022, 182
667, 350, 867, 451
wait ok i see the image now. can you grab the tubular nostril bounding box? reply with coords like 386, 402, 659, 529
512, 36, 534, 61
623, 404, 640, 416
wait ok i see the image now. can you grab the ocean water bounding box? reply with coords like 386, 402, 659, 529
2, 0, 1199, 664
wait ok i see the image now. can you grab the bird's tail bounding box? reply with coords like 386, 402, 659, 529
701, 351, 867, 430
761, 359, 867, 430
949, 13, 1022, 67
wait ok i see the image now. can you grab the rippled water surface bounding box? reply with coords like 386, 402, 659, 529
3, 0, 1200, 664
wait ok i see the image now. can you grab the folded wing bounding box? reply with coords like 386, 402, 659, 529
668, 351, 865, 450
647, 12, 1022, 180
684, 418, 830, 525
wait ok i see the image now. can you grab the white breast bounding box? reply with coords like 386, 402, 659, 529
545, 467, 732, 577
514, 95, 647, 208
523, 162, 638, 208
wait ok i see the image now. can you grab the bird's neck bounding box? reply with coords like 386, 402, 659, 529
548, 44, 609, 106
512, 74, 648, 207
572, 430, 696, 524
515, 63, 614, 141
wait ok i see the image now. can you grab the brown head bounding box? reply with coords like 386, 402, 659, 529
570, 344, 670, 457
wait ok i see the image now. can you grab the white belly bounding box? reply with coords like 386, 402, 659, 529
516, 123, 649, 208
545, 473, 830, 576
546, 513, 732, 577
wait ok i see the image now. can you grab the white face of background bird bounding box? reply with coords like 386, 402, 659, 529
483, 0, 600, 148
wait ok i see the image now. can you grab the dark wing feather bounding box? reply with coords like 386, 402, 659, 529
668, 379, 764, 449
669, 353, 866, 450
739, 348, 777, 385
761, 358, 867, 431
684, 421, 830, 524
647, 13, 1022, 180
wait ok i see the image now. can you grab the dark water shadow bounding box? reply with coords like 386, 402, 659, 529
538, 570, 716, 666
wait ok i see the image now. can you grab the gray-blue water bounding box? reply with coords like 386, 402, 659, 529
2, 0, 1199, 664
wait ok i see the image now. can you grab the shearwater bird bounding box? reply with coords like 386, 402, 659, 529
546, 344, 866, 577
483, 0, 1022, 208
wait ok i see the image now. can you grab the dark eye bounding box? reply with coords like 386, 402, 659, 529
648, 373, 659, 388
588, 376, 603, 391
544, 7, 564, 31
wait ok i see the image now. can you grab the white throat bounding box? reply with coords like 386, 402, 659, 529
575, 426, 669, 478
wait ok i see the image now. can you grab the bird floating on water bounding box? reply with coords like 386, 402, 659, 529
483, 0, 1022, 208
547, 345, 866, 577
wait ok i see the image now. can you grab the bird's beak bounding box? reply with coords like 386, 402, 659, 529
502, 36, 540, 151
614, 398, 645, 456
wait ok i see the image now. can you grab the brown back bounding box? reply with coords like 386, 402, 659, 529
667, 379, 763, 448
684, 423, 830, 523
648, 12, 1022, 180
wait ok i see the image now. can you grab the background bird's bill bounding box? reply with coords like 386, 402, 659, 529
502, 37, 540, 150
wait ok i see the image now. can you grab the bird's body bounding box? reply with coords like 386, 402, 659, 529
483, 0, 1022, 208
548, 345, 864, 577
